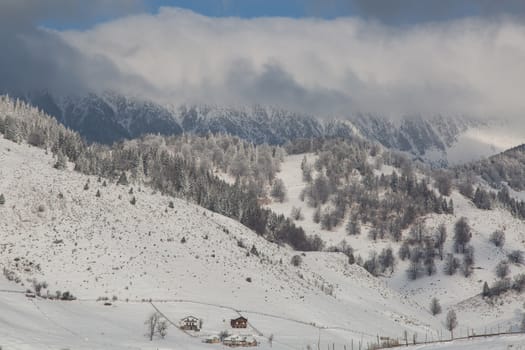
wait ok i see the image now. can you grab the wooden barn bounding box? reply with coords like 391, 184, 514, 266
180, 316, 201, 331
230, 316, 248, 328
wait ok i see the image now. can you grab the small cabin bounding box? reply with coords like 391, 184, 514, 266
230, 316, 248, 329
180, 316, 200, 331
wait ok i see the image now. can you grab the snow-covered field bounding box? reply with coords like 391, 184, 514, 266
267, 151, 525, 339
0, 137, 455, 349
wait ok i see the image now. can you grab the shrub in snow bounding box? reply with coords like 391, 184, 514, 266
512, 274, 525, 292
508, 250, 524, 265
495, 260, 510, 279
291, 255, 302, 267
290, 206, 304, 221
489, 278, 511, 297
489, 230, 505, 247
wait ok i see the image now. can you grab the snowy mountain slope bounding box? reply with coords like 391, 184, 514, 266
21, 91, 182, 144
19, 91, 506, 165
266, 151, 525, 335
0, 136, 449, 349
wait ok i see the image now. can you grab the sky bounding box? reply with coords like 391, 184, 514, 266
1, 0, 525, 121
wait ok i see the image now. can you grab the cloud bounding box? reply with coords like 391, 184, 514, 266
320, 0, 525, 24
59, 7, 525, 122
0, 0, 149, 95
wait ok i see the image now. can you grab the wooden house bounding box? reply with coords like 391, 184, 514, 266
230, 316, 248, 328
180, 316, 200, 331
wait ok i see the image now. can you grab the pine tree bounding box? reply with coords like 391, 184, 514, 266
0, 193, 5, 205
454, 217, 471, 253
4, 115, 19, 142
346, 217, 361, 236
54, 150, 67, 170
430, 297, 442, 315
482, 281, 490, 297
270, 179, 286, 203
117, 172, 129, 186
95, 190, 101, 197
130, 196, 136, 205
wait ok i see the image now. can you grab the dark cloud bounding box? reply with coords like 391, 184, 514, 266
223, 61, 352, 115
308, 0, 525, 23
0, 0, 148, 95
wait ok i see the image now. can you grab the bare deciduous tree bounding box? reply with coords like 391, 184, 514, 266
446, 310, 458, 339
145, 312, 161, 341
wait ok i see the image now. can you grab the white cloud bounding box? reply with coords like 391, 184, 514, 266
58, 8, 525, 121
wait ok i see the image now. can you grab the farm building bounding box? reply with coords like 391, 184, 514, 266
223, 334, 257, 347
204, 335, 221, 344
230, 316, 248, 328
180, 316, 201, 331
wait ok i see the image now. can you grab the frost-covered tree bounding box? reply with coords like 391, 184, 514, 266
54, 150, 68, 170
473, 187, 492, 210
434, 224, 447, 260
445, 310, 458, 339
290, 206, 304, 221
346, 216, 361, 236
462, 245, 475, 277
145, 312, 161, 341
495, 260, 510, 279
482, 281, 490, 297
270, 179, 286, 203
430, 297, 442, 315
398, 241, 411, 261
117, 172, 129, 186
156, 319, 168, 339
453, 217, 471, 253
444, 253, 460, 275
378, 247, 395, 273
434, 171, 452, 196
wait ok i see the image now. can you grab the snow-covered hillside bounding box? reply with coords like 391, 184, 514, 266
267, 151, 525, 338
0, 137, 452, 349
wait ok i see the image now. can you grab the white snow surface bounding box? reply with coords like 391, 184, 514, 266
267, 152, 525, 340
0, 137, 451, 349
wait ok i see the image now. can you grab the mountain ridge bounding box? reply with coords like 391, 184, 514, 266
19, 91, 484, 165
